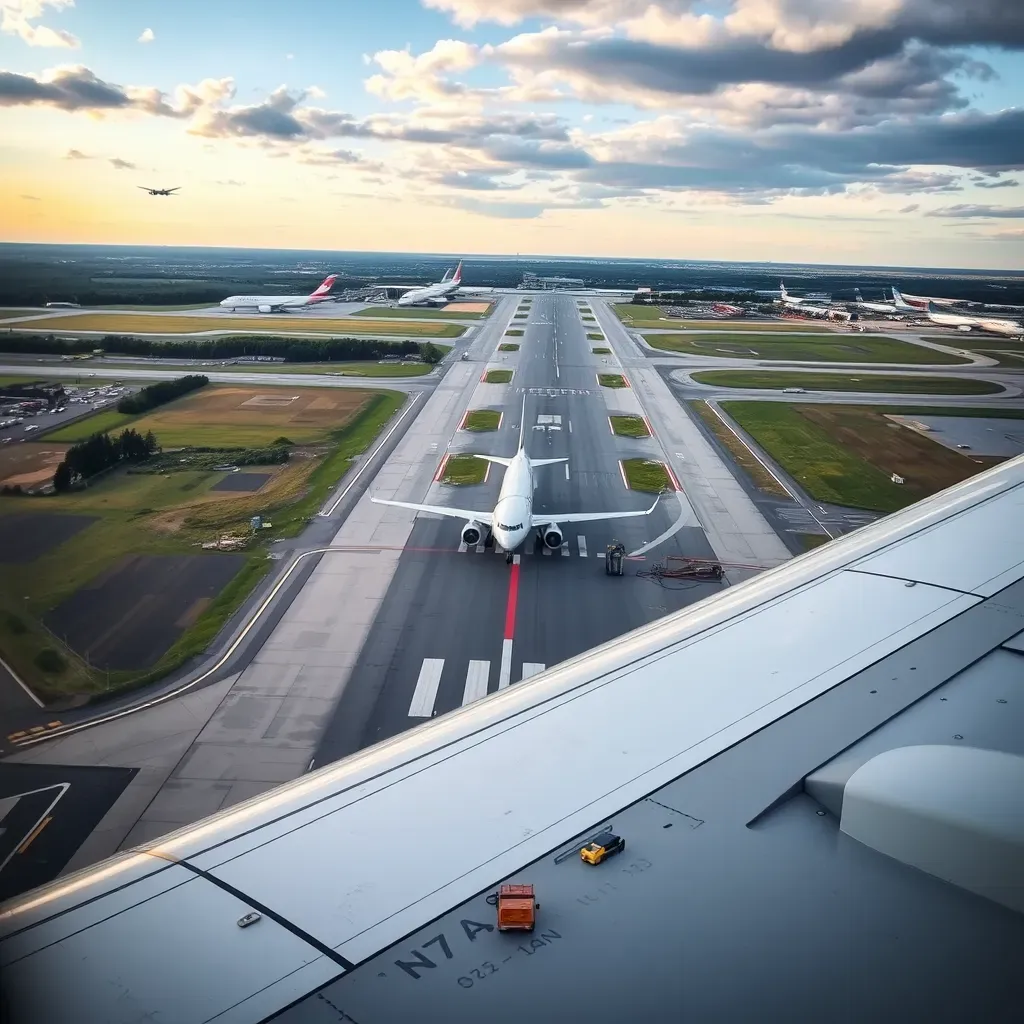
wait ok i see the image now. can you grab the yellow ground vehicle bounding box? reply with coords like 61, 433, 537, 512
580, 831, 625, 865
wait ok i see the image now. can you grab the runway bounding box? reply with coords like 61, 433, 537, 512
314, 293, 721, 764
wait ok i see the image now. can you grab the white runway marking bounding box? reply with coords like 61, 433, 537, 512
463, 661, 490, 706
521, 663, 546, 681
498, 639, 514, 689
458, 541, 468, 553
561, 543, 570, 557
578, 535, 588, 558
476, 541, 486, 553
409, 659, 445, 717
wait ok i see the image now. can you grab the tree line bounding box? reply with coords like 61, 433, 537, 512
0, 333, 440, 363
53, 428, 158, 491
118, 374, 208, 414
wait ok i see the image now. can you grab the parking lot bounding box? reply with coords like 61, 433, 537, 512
0, 379, 137, 447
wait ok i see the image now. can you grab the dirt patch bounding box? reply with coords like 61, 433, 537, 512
0, 444, 69, 489
175, 596, 211, 629
44, 552, 246, 670
0, 512, 97, 564
443, 302, 491, 313
796, 405, 1001, 502
211, 472, 271, 492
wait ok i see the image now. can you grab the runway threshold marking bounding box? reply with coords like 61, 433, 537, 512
409, 659, 445, 717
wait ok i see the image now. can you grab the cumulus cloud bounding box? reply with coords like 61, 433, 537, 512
1, 0, 79, 48
109, 156, 135, 169
975, 177, 1020, 189
20, 193, 40, 200
926, 204, 1024, 218
138, 27, 154, 43
64, 146, 89, 158
423, 0, 683, 28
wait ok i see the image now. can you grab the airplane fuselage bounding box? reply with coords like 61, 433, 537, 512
489, 450, 533, 553
397, 281, 460, 307
219, 295, 324, 312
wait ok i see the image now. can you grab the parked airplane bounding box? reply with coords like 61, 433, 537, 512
893, 288, 961, 309
136, 186, 180, 196
852, 289, 904, 316
220, 275, 338, 313
924, 300, 1024, 338
397, 261, 463, 307
371, 397, 658, 562
776, 282, 836, 318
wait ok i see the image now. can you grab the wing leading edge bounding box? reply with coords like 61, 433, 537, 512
370, 497, 493, 523
531, 495, 659, 526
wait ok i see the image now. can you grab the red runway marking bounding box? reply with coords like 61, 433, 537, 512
504, 560, 520, 640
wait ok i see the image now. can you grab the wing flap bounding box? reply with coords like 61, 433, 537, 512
531, 497, 659, 527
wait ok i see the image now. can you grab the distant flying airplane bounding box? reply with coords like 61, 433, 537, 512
372, 396, 658, 563
219, 275, 338, 314
397, 261, 464, 307
137, 186, 180, 196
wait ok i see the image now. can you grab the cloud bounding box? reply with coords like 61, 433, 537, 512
215, 178, 244, 186
190, 85, 311, 139
20, 193, 40, 200
109, 157, 135, 169
64, 146, 89, 158
976, 177, 1020, 190
423, 0, 665, 28
1, 0, 79, 48
434, 170, 522, 191
0, 64, 233, 118
138, 27, 154, 43
926, 204, 1024, 218
899, 203, 920, 213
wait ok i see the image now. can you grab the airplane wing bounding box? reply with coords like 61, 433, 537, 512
531, 495, 658, 526
3, 460, 1024, 1022
371, 496, 492, 522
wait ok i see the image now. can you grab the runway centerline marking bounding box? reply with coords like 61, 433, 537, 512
499, 558, 520, 689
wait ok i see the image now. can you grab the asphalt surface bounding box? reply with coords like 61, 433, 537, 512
0, 762, 135, 902
314, 293, 722, 765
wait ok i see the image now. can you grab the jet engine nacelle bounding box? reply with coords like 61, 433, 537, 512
461, 521, 483, 547
541, 523, 563, 550
258, 304, 273, 314
957, 324, 972, 333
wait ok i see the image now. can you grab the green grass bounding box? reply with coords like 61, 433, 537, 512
621, 458, 672, 493
613, 304, 833, 332
579, 307, 592, 313
0, 389, 405, 702
442, 454, 487, 485
587, 333, 605, 341
514, 314, 527, 319
463, 409, 501, 431
610, 415, 651, 438
0, 309, 48, 320
0, 374, 47, 385
800, 534, 832, 551
505, 329, 524, 337
498, 343, 520, 352
720, 402, 909, 512
49, 408, 134, 440
483, 369, 513, 384
97, 303, 215, 311
592, 347, 611, 355
352, 306, 491, 320
598, 373, 628, 388
644, 333, 970, 365
581, 316, 596, 322
690, 370, 1002, 395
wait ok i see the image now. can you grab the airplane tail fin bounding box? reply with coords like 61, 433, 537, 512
452, 261, 463, 285
441, 269, 451, 283
855, 288, 864, 302
779, 281, 788, 299
310, 274, 338, 298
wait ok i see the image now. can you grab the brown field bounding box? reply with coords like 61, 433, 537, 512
0, 443, 69, 489
443, 302, 491, 313
114, 385, 372, 447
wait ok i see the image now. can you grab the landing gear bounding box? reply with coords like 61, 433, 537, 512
484, 530, 494, 549
506, 551, 514, 565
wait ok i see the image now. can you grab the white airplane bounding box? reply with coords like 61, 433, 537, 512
220, 274, 338, 313
853, 289, 902, 315
893, 288, 961, 309
777, 282, 833, 318
397, 261, 463, 307
370, 397, 658, 562
924, 300, 1024, 338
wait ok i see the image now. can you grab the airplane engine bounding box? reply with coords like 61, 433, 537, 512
461, 521, 483, 547
957, 325, 972, 333
258, 304, 273, 314
541, 523, 563, 550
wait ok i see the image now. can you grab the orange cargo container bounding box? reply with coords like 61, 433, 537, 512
495, 884, 536, 932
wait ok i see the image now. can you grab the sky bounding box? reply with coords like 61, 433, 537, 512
2, 0, 1024, 268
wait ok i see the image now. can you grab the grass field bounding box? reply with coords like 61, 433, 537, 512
921, 340, 1024, 367
50, 384, 375, 446
442, 454, 487, 485
0, 388, 404, 701
721, 401, 999, 512
498, 343, 520, 352
0, 309, 47, 320
644, 333, 969, 365
506, 329, 524, 337
587, 333, 605, 341
690, 370, 1002, 395
352, 306, 491, 320
581, 316, 596, 322
610, 415, 651, 438
599, 373, 628, 388
483, 369, 513, 383
463, 410, 501, 431
97, 303, 214, 311
622, 458, 672, 492
20, 313, 466, 338
689, 402, 789, 498
593, 347, 611, 354
613, 304, 829, 332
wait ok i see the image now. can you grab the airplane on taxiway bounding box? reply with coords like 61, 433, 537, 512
397, 260, 464, 307
220, 274, 338, 313
371, 396, 658, 562
137, 186, 180, 196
